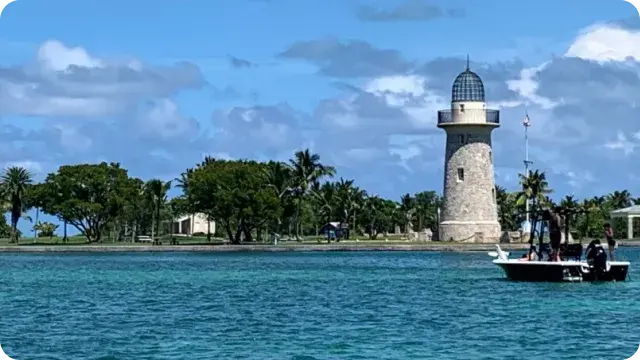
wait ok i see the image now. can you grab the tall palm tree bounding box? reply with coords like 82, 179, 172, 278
399, 193, 416, 233
175, 168, 195, 235
264, 161, 294, 237
1, 167, 33, 244
289, 149, 335, 241
335, 178, 356, 234
312, 181, 337, 242
516, 169, 553, 214
145, 179, 172, 243
560, 195, 579, 212
495, 185, 519, 231
608, 190, 633, 209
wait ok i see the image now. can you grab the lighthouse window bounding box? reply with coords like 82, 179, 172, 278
457, 168, 464, 182
458, 134, 465, 144
459, 104, 465, 112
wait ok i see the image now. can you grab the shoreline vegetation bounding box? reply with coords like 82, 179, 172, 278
1, 149, 638, 249
2, 243, 640, 253
1, 235, 639, 253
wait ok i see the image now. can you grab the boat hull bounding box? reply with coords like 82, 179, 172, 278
494, 260, 629, 282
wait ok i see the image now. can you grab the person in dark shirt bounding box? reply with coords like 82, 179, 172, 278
604, 222, 616, 261
547, 207, 563, 262
585, 239, 601, 262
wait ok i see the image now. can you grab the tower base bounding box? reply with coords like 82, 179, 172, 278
438, 221, 501, 243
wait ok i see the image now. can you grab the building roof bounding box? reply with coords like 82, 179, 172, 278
611, 205, 640, 217
452, 61, 485, 102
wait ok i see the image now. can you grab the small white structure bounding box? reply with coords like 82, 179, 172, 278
171, 213, 215, 236
610, 205, 640, 240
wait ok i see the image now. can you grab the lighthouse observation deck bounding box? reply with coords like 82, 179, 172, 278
437, 109, 500, 127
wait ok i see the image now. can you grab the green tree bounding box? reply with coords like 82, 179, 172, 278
187, 159, 281, 244
264, 161, 294, 237
516, 169, 553, 214
289, 149, 335, 241
33, 221, 59, 239
1, 166, 33, 243
414, 191, 440, 233
399, 193, 416, 233
495, 185, 520, 231
36, 162, 132, 243
145, 179, 172, 242
312, 181, 338, 242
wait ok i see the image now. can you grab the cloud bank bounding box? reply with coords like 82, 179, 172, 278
2, 23, 639, 201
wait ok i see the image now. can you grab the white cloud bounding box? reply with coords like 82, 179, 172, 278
137, 99, 199, 139
3, 23, 640, 200
37, 40, 104, 72
364, 74, 447, 129
566, 170, 595, 189
505, 62, 558, 109
0, 40, 204, 118
565, 25, 640, 62
604, 131, 637, 155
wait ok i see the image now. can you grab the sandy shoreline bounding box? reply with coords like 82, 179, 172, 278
0, 241, 637, 253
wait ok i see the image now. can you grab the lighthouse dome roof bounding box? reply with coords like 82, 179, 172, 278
452, 68, 485, 102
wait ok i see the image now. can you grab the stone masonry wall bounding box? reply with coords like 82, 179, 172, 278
440, 126, 501, 242
439, 222, 501, 243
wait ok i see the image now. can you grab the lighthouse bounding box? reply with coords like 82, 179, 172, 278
437, 59, 501, 243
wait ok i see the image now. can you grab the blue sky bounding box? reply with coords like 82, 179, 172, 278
1, 0, 640, 237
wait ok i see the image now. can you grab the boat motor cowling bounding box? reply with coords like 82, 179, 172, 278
591, 245, 608, 278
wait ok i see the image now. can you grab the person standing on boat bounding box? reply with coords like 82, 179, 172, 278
548, 207, 563, 262
604, 222, 615, 261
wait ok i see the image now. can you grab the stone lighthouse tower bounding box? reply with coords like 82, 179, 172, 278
437, 60, 501, 243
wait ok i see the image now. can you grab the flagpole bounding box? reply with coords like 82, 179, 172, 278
523, 112, 533, 232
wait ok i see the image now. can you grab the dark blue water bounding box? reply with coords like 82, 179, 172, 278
0, 249, 638, 360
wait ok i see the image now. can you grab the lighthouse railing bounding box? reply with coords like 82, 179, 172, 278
437, 109, 500, 125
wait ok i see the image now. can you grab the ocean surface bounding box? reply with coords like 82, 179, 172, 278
0, 249, 638, 360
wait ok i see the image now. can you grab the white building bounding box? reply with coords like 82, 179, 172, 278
171, 213, 215, 236
436, 59, 501, 243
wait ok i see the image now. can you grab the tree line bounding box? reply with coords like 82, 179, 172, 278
0, 151, 638, 244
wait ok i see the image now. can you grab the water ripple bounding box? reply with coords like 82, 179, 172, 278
0, 250, 638, 359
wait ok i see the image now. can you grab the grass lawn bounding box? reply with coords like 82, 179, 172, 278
0, 235, 215, 246
0, 233, 463, 247
3, 233, 637, 248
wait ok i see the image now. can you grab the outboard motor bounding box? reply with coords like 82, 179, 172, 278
592, 244, 608, 280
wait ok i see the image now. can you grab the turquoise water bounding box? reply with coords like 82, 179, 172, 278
0, 250, 639, 360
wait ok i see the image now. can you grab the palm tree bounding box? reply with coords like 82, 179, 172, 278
175, 168, 195, 235
289, 149, 336, 241
495, 185, 519, 231
363, 195, 382, 238
312, 182, 337, 242
608, 190, 633, 210
145, 179, 172, 243
516, 169, 553, 214
399, 193, 416, 233
264, 161, 294, 237
335, 178, 356, 236
560, 195, 579, 213
0, 167, 33, 244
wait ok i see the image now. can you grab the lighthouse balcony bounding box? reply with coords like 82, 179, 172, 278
437, 109, 500, 127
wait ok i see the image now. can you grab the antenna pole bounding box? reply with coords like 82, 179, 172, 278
523, 112, 533, 222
